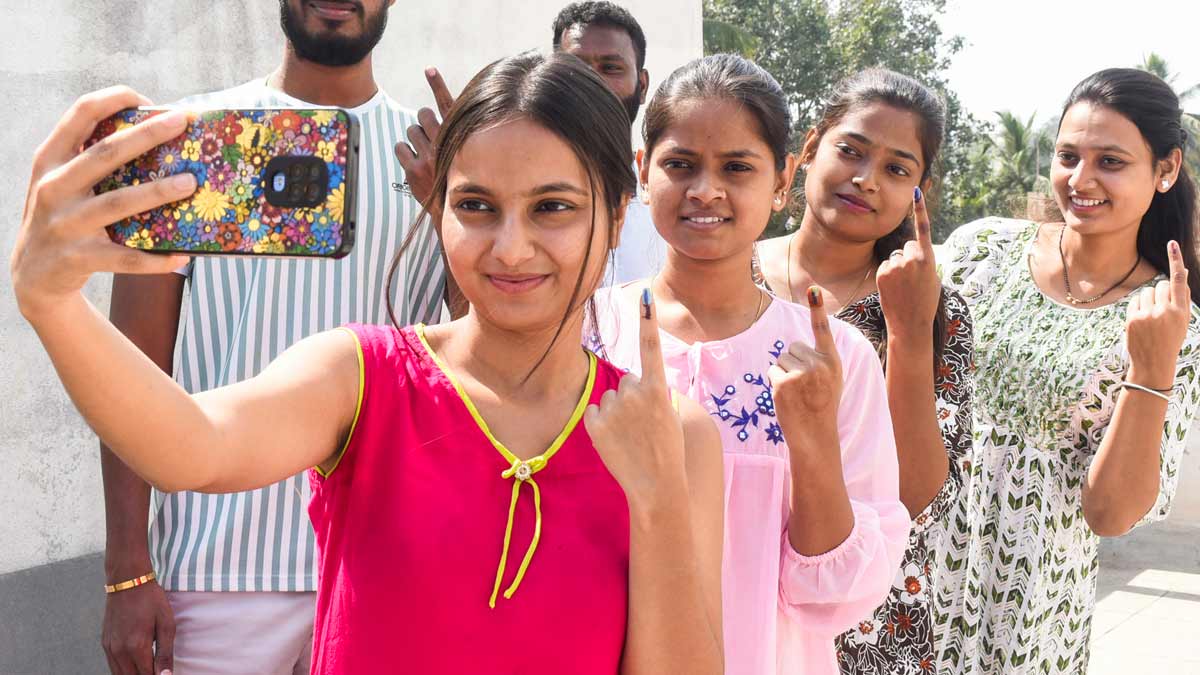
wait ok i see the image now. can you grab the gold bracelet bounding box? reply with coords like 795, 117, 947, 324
104, 571, 156, 594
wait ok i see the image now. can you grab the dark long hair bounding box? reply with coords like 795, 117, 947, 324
805, 68, 950, 369
1061, 68, 1200, 305
384, 51, 636, 373
643, 54, 792, 171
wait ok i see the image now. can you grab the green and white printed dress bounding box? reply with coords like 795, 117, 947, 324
930, 217, 1200, 674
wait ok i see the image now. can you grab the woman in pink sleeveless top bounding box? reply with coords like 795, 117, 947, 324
13, 54, 724, 674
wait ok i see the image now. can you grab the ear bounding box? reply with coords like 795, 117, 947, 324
1158, 147, 1183, 191
798, 127, 821, 167
637, 148, 650, 205
773, 153, 800, 213
610, 193, 630, 250
638, 69, 650, 105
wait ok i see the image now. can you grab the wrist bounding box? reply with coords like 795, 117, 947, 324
1126, 366, 1174, 392
625, 474, 689, 524
105, 549, 154, 583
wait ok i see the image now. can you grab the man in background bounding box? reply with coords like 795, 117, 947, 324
100, 2, 443, 673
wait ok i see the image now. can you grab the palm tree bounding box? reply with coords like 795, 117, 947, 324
1139, 53, 1200, 103
989, 111, 1052, 194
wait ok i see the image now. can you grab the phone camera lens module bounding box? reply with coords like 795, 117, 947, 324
272, 172, 287, 192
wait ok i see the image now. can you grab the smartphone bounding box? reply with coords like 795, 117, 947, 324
87, 107, 359, 258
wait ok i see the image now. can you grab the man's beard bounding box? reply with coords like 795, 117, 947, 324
621, 78, 644, 126
279, 1, 388, 67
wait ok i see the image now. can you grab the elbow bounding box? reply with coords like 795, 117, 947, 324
1082, 501, 1145, 537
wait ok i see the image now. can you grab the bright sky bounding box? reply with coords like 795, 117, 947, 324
940, 0, 1200, 128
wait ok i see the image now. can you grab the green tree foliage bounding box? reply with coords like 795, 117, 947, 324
702, 0, 985, 240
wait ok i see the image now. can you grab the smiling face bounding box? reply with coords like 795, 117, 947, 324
440, 117, 618, 334
1051, 102, 1177, 235
642, 97, 793, 262
801, 101, 925, 243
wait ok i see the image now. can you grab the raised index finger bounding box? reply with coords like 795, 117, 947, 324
806, 286, 837, 355
913, 185, 933, 253
1168, 240, 1189, 307
638, 287, 667, 388
425, 67, 455, 118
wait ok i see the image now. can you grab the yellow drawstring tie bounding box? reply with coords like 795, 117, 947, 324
490, 456, 548, 608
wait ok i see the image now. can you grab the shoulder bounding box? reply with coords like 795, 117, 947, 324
173, 79, 270, 107
940, 217, 1036, 257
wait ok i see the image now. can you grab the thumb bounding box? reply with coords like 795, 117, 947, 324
638, 287, 666, 388
806, 286, 836, 354
154, 613, 175, 675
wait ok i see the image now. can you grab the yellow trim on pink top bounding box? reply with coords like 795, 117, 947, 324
314, 327, 366, 479
413, 324, 597, 607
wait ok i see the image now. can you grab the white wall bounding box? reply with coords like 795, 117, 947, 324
0, 0, 702, 576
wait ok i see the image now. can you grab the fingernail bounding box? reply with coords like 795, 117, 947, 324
160, 670, 172, 675
161, 110, 189, 128
807, 286, 822, 307
914, 186, 923, 203
1170, 240, 1180, 255
425, 67, 437, 77
641, 287, 652, 319
170, 172, 197, 190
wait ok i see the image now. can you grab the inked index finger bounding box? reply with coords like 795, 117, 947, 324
913, 185, 933, 252
1168, 239, 1189, 306
425, 67, 455, 118
806, 286, 836, 355
638, 287, 667, 388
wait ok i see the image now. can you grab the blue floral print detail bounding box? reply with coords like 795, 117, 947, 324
710, 339, 786, 445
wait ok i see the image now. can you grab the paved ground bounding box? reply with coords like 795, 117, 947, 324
1091, 523, 1200, 674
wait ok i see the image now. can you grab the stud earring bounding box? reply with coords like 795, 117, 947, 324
1163, 179, 1171, 190
774, 194, 783, 205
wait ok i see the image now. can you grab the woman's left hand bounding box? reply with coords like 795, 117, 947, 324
876, 186, 941, 341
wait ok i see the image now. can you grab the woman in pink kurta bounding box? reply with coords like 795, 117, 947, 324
594, 289, 910, 674
590, 54, 910, 675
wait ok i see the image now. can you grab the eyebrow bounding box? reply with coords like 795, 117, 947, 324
449, 181, 589, 197
844, 132, 921, 165
662, 146, 766, 160
1057, 141, 1133, 155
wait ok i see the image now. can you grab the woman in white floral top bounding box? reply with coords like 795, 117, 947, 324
755, 68, 974, 675
933, 68, 1200, 674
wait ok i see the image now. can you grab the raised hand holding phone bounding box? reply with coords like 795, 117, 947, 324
11, 86, 196, 320
395, 67, 457, 208
876, 186, 941, 341
584, 288, 688, 505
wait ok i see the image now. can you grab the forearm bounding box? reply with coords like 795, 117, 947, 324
31, 293, 224, 492
1084, 370, 1172, 536
886, 336, 950, 519
622, 483, 722, 675
101, 446, 155, 579
786, 439, 855, 556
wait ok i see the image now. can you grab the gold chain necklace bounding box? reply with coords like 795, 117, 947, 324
1058, 224, 1140, 305
786, 232, 874, 313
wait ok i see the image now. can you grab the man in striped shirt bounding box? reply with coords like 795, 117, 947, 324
100, 2, 443, 673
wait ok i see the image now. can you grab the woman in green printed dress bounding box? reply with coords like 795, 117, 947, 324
932, 68, 1200, 674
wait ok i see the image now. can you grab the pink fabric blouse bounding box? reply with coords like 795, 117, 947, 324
592, 289, 910, 675
308, 323, 630, 674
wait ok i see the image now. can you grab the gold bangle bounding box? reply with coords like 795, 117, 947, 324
104, 571, 156, 594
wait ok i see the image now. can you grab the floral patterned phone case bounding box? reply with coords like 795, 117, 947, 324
87, 107, 359, 258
